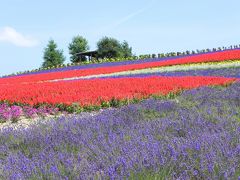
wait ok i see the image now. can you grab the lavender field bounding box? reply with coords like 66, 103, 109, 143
2, 0, 240, 179
0, 82, 239, 179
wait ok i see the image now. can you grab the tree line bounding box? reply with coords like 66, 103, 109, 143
42, 36, 132, 68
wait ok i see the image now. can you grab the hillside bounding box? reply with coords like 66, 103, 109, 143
0, 48, 239, 179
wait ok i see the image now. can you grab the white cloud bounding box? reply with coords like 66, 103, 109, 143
0, 26, 39, 47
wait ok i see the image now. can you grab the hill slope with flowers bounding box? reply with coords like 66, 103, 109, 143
0, 48, 240, 179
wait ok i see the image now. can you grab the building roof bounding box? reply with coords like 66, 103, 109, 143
75, 50, 98, 56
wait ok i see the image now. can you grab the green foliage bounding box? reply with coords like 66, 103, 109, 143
109, 97, 122, 107
42, 39, 65, 68
234, 168, 240, 179
128, 167, 172, 180
83, 105, 100, 112
68, 35, 90, 63
141, 109, 161, 120
121, 40, 132, 58
66, 103, 83, 113
97, 37, 132, 59
97, 36, 123, 59
100, 101, 110, 108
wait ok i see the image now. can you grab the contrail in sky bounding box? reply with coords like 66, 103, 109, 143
100, 0, 156, 33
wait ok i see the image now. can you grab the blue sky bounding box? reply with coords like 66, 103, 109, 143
0, 0, 240, 76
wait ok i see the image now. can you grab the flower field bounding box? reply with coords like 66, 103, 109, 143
0, 82, 239, 179
0, 48, 240, 179
0, 49, 240, 121
0, 49, 239, 108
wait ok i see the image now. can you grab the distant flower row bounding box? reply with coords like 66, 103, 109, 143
1, 49, 240, 84
105, 66, 240, 79
2, 44, 240, 78
66, 60, 240, 80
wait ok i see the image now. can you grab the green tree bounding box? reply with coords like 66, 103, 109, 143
97, 37, 123, 59
97, 37, 133, 59
121, 40, 132, 58
69, 35, 90, 63
42, 39, 65, 68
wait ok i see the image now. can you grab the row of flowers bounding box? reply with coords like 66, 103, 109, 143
2, 44, 240, 78
0, 76, 236, 108
103, 66, 240, 79
1, 49, 240, 84
58, 60, 240, 80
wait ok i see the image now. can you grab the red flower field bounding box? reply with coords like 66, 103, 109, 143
0, 76, 236, 106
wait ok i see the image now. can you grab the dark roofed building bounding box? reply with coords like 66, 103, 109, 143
75, 50, 98, 61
